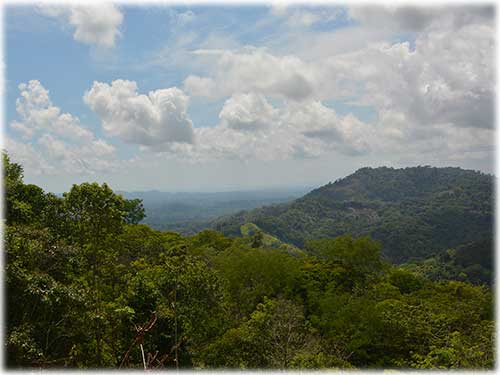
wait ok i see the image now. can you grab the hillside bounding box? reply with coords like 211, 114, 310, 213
213, 166, 493, 263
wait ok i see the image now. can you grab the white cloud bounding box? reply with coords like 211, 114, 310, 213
10, 121, 34, 140
186, 47, 317, 101
349, 6, 435, 31
12, 80, 94, 142
284, 102, 372, 156
330, 17, 493, 159
84, 80, 195, 147
219, 93, 277, 132
286, 10, 322, 27
7, 80, 119, 176
181, 5, 493, 165
183, 75, 216, 97
325, 20, 494, 130
163, 94, 372, 162
3, 137, 55, 175
38, 4, 123, 48
10, 5, 494, 184
37, 134, 117, 174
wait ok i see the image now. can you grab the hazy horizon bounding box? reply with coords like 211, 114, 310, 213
42, 161, 495, 196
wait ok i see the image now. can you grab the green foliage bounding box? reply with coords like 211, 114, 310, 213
240, 222, 305, 256
387, 268, 425, 293
411, 321, 494, 368
214, 166, 493, 264
4, 153, 494, 370
5, 225, 87, 367
305, 236, 386, 290
212, 246, 302, 319
4, 152, 36, 225
63, 182, 127, 245
202, 298, 334, 369
401, 239, 493, 285
123, 198, 146, 224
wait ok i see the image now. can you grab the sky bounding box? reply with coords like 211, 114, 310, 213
3, 2, 496, 193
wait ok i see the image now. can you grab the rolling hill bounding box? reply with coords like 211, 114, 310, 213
212, 166, 493, 263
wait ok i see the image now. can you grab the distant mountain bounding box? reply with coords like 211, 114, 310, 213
213, 166, 493, 263
117, 188, 311, 234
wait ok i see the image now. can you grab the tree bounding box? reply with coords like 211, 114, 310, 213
305, 236, 386, 290
250, 230, 264, 248
5, 225, 87, 367
63, 182, 129, 366
123, 198, 146, 224
202, 298, 330, 369
247, 298, 309, 368
3, 151, 35, 224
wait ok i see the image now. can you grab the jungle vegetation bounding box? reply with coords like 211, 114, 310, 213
4, 152, 494, 369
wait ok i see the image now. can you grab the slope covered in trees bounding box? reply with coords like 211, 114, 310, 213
4, 154, 494, 369
213, 166, 493, 264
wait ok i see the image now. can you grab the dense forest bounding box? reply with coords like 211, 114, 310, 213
214, 166, 493, 264
4, 152, 494, 369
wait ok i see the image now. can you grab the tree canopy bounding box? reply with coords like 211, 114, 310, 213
4, 152, 494, 369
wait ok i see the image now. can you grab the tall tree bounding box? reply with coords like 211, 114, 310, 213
63, 183, 128, 366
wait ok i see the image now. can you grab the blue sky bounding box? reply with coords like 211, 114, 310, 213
4, 3, 495, 193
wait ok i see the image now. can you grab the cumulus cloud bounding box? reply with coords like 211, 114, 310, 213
411, 23, 494, 128
10, 5, 493, 177
3, 137, 55, 175
165, 94, 373, 162
284, 102, 372, 156
186, 47, 317, 101
12, 80, 94, 142
38, 4, 123, 48
325, 20, 494, 130
7, 80, 118, 176
10, 121, 34, 140
182, 5, 493, 165
37, 134, 117, 174
219, 93, 277, 132
84, 80, 195, 147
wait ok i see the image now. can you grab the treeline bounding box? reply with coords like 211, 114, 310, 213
4, 153, 494, 369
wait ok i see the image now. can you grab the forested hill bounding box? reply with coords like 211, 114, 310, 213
4, 153, 494, 369
213, 166, 493, 263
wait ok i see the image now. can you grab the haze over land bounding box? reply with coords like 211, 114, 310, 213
4, 4, 494, 193
120, 187, 309, 233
